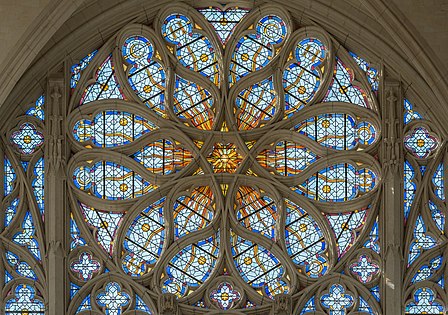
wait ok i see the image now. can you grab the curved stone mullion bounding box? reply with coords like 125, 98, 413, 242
66, 186, 124, 275
277, 25, 334, 112
0, 237, 47, 284
402, 243, 447, 289
343, 247, 382, 288
332, 39, 379, 113
69, 38, 118, 112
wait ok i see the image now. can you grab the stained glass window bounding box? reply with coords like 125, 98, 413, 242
60, 4, 387, 313
8, 2, 448, 314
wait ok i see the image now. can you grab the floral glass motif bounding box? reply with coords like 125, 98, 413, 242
320, 284, 354, 315
5, 284, 45, 315
405, 287, 444, 314
207, 143, 242, 173
65, 4, 385, 312
10, 123, 44, 154
210, 282, 241, 310
70, 252, 101, 281
404, 126, 439, 159
96, 282, 130, 315
349, 254, 379, 283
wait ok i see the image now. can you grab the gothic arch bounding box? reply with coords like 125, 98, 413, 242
0, 1, 447, 315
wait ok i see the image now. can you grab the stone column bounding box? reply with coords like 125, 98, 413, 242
271, 294, 292, 315
45, 73, 68, 315
158, 293, 179, 315
380, 80, 404, 315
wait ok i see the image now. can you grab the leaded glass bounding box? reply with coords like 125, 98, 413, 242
60, 3, 387, 313
284, 38, 327, 116
10, 123, 44, 154
162, 14, 219, 84
5, 284, 45, 315
198, 7, 250, 44
324, 58, 370, 108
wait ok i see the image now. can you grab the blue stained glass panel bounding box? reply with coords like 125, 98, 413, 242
229, 15, 287, 85
349, 52, 379, 92
73, 110, 158, 147
236, 186, 277, 240
73, 161, 157, 200
404, 99, 423, 125
404, 160, 416, 221
162, 14, 219, 84
285, 199, 328, 278
122, 198, 165, 276
257, 141, 319, 176
79, 203, 124, 254
26, 95, 45, 121
173, 186, 214, 238
327, 209, 368, 259
71, 50, 98, 89
324, 58, 369, 108
432, 163, 444, 201
408, 216, 437, 265
411, 256, 443, 283
236, 76, 277, 130
405, 287, 444, 314
5, 284, 45, 315
173, 75, 215, 130
4, 157, 16, 196
284, 38, 327, 116
4, 198, 19, 227
294, 114, 377, 150
12, 212, 41, 261
294, 164, 377, 202
80, 54, 124, 105
198, 7, 250, 44
162, 234, 219, 297
122, 36, 167, 117
32, 158, 44, 217
231, 232, 288, 299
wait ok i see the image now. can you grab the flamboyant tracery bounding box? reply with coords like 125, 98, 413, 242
0, 2, 447, 315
